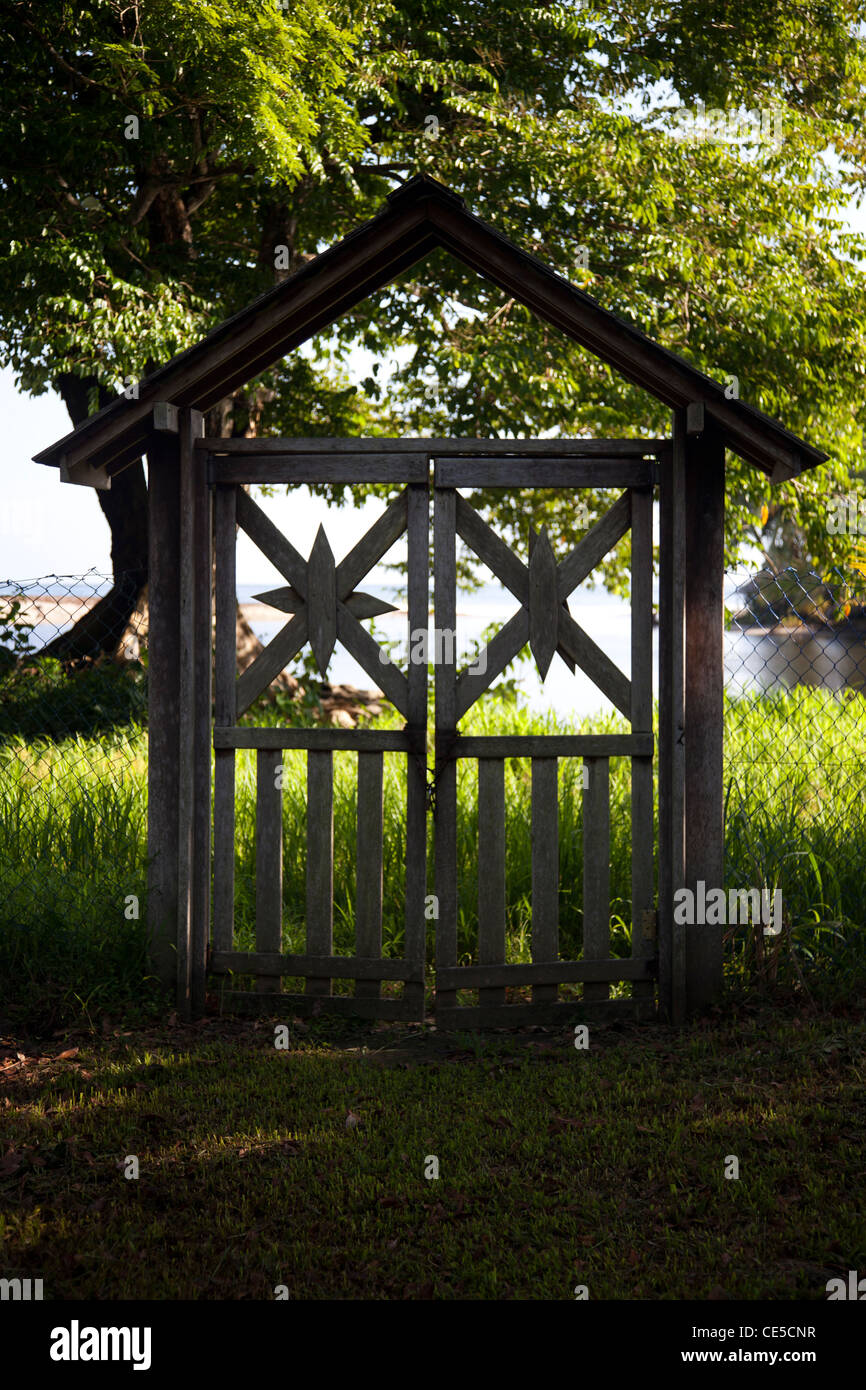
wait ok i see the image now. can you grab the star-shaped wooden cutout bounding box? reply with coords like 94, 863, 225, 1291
253, 524, 397, 675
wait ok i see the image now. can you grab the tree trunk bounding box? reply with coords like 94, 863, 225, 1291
42, 374, 149, 663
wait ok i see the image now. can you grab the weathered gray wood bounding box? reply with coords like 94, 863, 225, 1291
200, 436, 672, 457
456, 608, 530, 720
583, 756, 611, 1003
684, 423, 726, 1014
256, 749, 283, 995
558, 609, 632, 718
307, 525, 337, 674
404, 483, 429, 1017
59, 456, 111, 489
189, 416, 210, 1017
306, 751, 334, 995
452, 734, 652, 758
630, 486, 656, 1007
658, 412, 687, 1023
254, 585, 394, 620
528, 527, 559, 679
153, 402, 179, 434
355, 753, 384, 1000
478, 759, 506, 1007
453, 495, 579, 674
686, 402, 705, 435
334, 490, 408, 596
146, 431, 182, 992
218, 991, 425, 1022
434, 486, 458, 1014
455, 494, 528, 602
437, 957, 657, 989
212, 752, 235, 954
556, 491, 632, 599
235, 612, 308, 717
211, 952, 421, 981
211, 455, 428, 484
335, 603, 410, 717
175, 409, 195, 1014
436, 998, 655, 1030
531, 758, 559, 1004
435, 459, 657, 487
214, 486, 238, 725
214, 727, 419, 752
212, 485, 237, 955
235, 487, 308, 590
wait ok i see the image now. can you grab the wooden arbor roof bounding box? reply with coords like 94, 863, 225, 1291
34, 174, 827, 487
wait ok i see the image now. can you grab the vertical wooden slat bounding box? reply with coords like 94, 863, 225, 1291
630, 485, 655, 1009
478, 759, 506, 1007
658, 414, 687, 1023
404, 481, 429, 1017
583, 757, 611, 1001
434, 486, 458, 1015
306, 750, 334, 995
685, 424, 726, 1014
256, 748, 283, 994
146, 430, 181, 994
213, 485, 237, 955
355, 752, 383, 1000
531, 757, 559, 1004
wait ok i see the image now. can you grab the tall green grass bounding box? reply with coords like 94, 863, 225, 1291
0, 732, 150, 1028
2, 687, 865, 1027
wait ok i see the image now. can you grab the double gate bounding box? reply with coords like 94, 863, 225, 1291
203, 438, 662, 1026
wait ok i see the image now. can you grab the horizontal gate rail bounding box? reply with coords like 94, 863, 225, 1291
210, 455, 429, 484
443, 733, 652, 758
434, 459, 659, 487
211, 952, 422, 981
213, 727, 423, 752
198, 435, 672, 457
437, 959, 657, 989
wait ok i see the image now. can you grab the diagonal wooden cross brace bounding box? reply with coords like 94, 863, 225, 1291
233, 488, 411, 716
453, 490, 634, 719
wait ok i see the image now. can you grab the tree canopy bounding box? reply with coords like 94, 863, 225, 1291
3, 0, 866, 599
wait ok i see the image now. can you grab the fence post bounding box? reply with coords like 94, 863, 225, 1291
684, 412, 726, 1013
176, 408, 208, 1018
658, 414, 687, 1022
146, 411, 182, 993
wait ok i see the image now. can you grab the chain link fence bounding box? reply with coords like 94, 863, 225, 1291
1, 564, 864, 1027
0, 572, 149, 1029
723, 565, 866, 981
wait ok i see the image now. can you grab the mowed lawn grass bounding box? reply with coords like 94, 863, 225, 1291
1, 1002, 864, 1300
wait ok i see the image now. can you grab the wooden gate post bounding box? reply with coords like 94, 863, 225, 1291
684, 406, 726, 1013
146, 407, 182, 994
176, 408, 208, 1018
658, 413, 687, 1022
146, 405, 209, 1012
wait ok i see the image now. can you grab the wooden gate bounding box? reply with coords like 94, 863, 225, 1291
432, 451, 658, 1027
208, 446, 429, 1019
201, 438, 663, 1026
